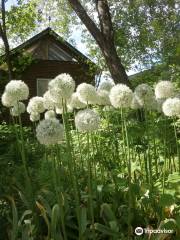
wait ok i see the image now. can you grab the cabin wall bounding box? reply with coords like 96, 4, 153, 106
21, 60, 95, 97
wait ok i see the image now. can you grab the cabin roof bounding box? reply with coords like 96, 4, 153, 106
1, 28, 97, 68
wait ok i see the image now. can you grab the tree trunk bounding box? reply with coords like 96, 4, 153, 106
0, 0, 13, 80
100, 40, 130, 86
67, 0, 131, 86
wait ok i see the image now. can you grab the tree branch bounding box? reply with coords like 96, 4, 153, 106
67, 0, 103, 45
95, 0, 114, 41
0, 0, 13, 80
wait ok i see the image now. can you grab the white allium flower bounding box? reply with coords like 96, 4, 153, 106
55, 107, 63, 114
43, 91, 56, 110
30, 112, 40, 122
55, 105, 72, 114
27, 97, 45, 114
131, 94, 143, 110
68, 92, 86, 109
76, 83, 98, 104
1, 92, 17, 107
44, 110, 56, 119
48, 73, 75, 101
5, 80, 29, 101
134, 84, 154, 107
162, 98, 180, 117
75, 109, 100, 132
109, 84, 133, 108
98, 81, 114, 92
96, 90, 111, 106
36, 118, 64, 145
155, 81, 175, 99
10, 102, 25, 117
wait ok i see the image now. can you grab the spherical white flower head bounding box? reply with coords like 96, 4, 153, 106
134, 84, 154, 106
43, 91, 56, 110
48, 73, 75, 100
97, 90, 111, 106
98, 81, 114, 92
44, 110, 56, 119
109, 84, 133, 108
55, 105, 72, 114
10, 102, 25, 117
27, 97, 45, 114
68, 92, 86, 109
1, 92, 17, 107
75, 109, 100, 132
76, 83, 98, 104
155, 81, 175, 99
131, 94, 143, 110
30, 112, 40, 122
5, 80, 29, 101
162, 98, 180, 117
55, 107, 63, 114
36, 118, 64, 145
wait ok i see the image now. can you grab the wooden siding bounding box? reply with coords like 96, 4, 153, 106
21, 60, 95, 97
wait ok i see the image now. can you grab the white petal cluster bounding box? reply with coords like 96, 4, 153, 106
76, 83, 98, 104
55, 107, 63, 114
162, 98, 180, 117
109, 84, 133, 108
30, 112, 40, 122
75, 109, 100, 132
1, 92, 17, 107
48, 73, 75, 101
68, 92, 86, 109
44, 110, 56, 119
27, 97, 45, 114
97, 90, 111, 106
5, 80, 29, 101
98, 81, 114, 92
36, 118, 64, 145
55, 105, 73, 114
10, 102, 25, 117
155, 81, 175, 99
43, 91, 56, 110
134, 84, 154, 107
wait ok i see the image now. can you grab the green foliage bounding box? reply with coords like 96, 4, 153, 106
6, 0, 40, 44
2, 106, 180, 239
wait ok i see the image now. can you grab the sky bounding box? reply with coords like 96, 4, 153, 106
4, 0, 137, 76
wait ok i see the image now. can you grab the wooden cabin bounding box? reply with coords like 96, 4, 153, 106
0, 27, 99, 98
0, 28, 99, 123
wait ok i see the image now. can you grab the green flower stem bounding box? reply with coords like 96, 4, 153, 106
52, 146, 67, 240
18, 114, 33, 202
86, 131, 96, 238
121, 109, 132, 240
173, 118, 180, 174
62, 100, 82, 239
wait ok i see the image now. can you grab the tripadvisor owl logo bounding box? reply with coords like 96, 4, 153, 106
135, 227, 144, 236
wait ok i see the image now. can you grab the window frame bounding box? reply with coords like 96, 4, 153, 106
36, 78, 52, 96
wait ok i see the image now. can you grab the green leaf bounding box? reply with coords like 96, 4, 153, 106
159, 194, 175, 207
94, 223, 120, 237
